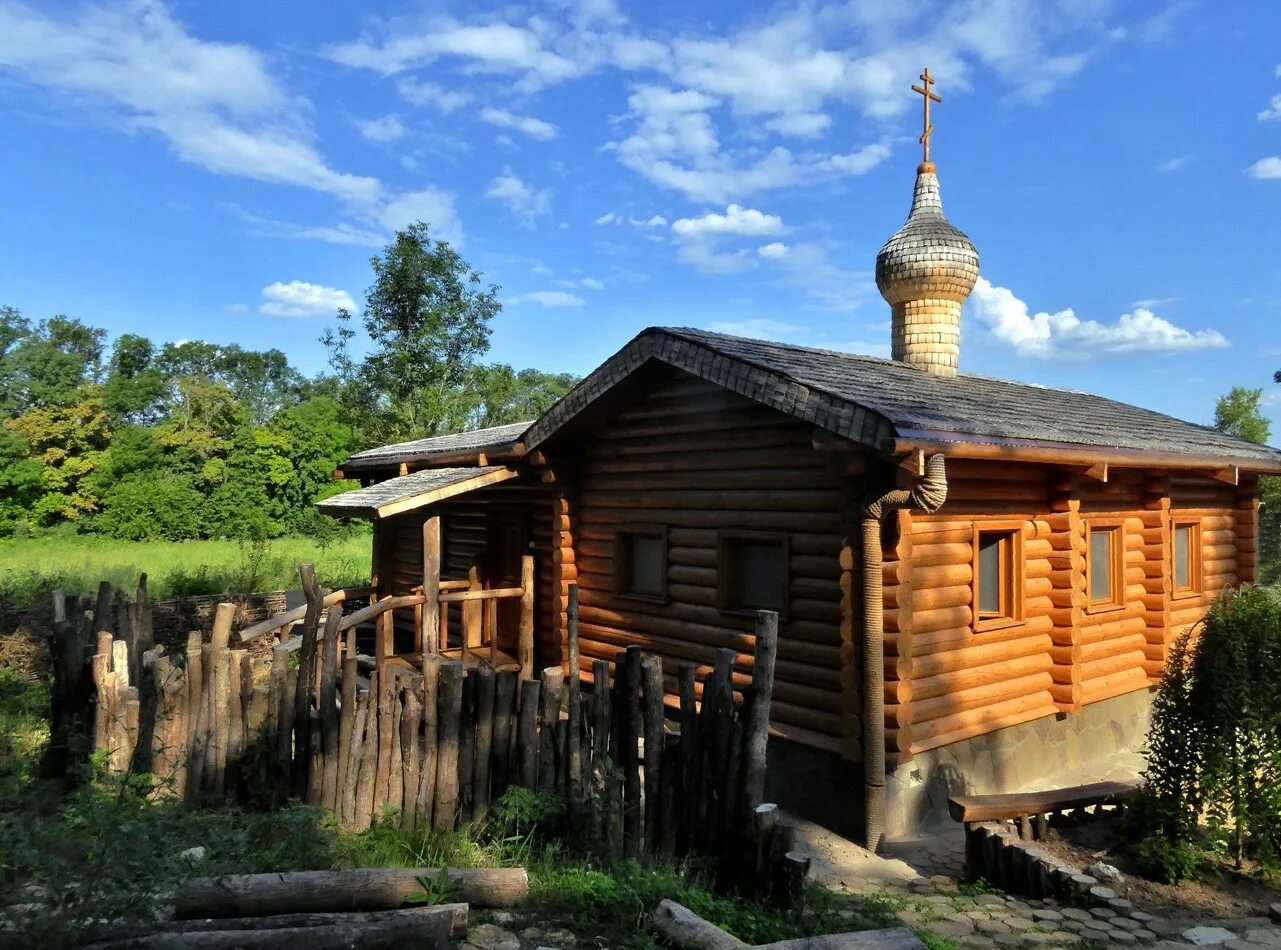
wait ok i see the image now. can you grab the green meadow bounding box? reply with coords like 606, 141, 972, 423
0, 533, 370, 612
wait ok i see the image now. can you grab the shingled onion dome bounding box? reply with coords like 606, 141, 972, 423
875, 162, 979, 378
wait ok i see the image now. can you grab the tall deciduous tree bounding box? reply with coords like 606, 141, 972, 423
1213, 386, 1280, 583
326, 222, 499, 442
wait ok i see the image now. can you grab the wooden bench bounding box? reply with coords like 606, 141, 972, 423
949, 779, 1143, 841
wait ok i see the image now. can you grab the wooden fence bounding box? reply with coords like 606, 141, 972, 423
48, 569, 808, 901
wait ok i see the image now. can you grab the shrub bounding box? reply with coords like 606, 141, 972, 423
1138, 584, 1281, 878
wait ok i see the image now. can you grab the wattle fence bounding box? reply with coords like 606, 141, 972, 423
45, 569, 810, 905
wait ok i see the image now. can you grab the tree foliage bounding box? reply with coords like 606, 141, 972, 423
1212, 386, 1280, 583
0, 223, 577, 540
1139, 586, 1281, 879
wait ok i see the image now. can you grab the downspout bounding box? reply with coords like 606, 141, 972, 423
862, 453, 948, 852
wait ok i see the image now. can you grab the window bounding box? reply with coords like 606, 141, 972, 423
971, 523, 1024, 630
614, 524, 668, 601
1172, 518, 1202, 597
1086, 522, 1124, 610
718, 531, 789, 617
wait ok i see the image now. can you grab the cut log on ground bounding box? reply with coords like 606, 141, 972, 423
81, 909, 453, 949
652, 900, 924, 950
78, 905, 467, 946
172, 866, 528, 919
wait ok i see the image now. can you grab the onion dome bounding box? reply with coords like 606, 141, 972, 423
875, 167, 979, 307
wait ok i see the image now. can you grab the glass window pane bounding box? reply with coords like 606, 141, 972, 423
628, 535, 665, 595
730, 540, 785, 611
978, 534, 1003, 615
1174, 526, 1191, 590
1090, 529, 1114, 603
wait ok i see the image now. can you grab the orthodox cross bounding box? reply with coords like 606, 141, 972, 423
911, 68, 941, 166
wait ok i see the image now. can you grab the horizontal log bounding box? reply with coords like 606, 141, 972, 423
912, 635, 1050, 686
437, 587, 524, 603
239, 587, 374, 642
173, 868, 528, 918
910, 672, 1053, 724
911, 690, 1055, 744
83, 906, 469, 944
911, 648, 1053, 698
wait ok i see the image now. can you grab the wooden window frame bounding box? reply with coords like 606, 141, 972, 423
1085, 518, 1126, 614
970, 520, 1026, 633
1171, 516, 1203, 600
613, 523, 669, 604
716, 529, 791, 620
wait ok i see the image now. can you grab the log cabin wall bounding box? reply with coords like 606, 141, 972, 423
890, 459, 1255, 764
371, 476, 558, 665
564, 370, 852, 756
894, 460, 1061, 760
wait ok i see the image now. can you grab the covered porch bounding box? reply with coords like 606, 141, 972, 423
245, 465, 544, 685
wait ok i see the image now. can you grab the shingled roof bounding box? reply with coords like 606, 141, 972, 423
523, 327, 1281, 471
318, 466, 517, 519
341, 420, 531, 472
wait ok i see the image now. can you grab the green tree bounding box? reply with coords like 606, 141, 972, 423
5, 387, 111, 524
0, 427, 42, 534
324, 222, 499, 442
96, 472, 204, 541
464, 364, 577, 429
102, 333, 167, 425
1213, 386, 1280, 584
1214, 387, 1271, 444
0, 314, 104, 416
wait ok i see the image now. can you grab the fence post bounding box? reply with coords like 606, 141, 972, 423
741, 610, 778, 819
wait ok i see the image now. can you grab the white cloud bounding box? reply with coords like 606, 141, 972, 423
579, 277, 605, 290
485, 172, 550, 226
671, 204, 784, 238
633, 214, 668, 228
229, 206, 388, 247
1247, 157, 1281, 180
1154, 155, 1189, 173
757, 242, 789, 259
0, 2, 382, 206
226, 303, 248, 315
327, 19, 584, 88
1258, 66, 1281, 121
354, 114, 405, 144
510, 290, 586, 308
374, 188, 463, 244
396, 78, 472, 113
763, 112, 831, 138
479, 106, 557, 141
1131, 296, 1180, 309
968, 277, 1230, 358
594, 212, 619, 225
259, 281, 356, 318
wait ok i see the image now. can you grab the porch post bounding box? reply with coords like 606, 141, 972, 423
422, 515, 441, 654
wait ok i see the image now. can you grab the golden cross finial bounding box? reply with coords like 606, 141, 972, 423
911, 67, 942, 170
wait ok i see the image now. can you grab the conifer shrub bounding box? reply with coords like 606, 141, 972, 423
1137, 584, 1281, 881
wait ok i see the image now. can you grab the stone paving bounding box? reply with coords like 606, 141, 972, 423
793, 816, 1281, 950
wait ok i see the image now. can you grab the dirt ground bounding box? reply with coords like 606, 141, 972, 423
1036, 811, 1281, 922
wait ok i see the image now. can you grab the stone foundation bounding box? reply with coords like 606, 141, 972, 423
884, 689, 1154, 839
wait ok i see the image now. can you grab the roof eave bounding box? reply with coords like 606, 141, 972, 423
339, 439, 527, 473
891, 429, 1281, 476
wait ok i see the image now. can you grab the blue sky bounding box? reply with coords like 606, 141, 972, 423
1, 0, 1279, 432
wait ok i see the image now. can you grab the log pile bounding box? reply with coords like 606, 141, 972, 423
76, 866, 530, 948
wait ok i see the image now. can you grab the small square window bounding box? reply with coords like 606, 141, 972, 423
1087, 523, 1124, 610
718, 531, 789, 617
1172, 519, 1201, 596
614, 525, 668, 602
972, 525, 1023, 630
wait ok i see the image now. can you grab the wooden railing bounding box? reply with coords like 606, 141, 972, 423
236, 515, 534, 682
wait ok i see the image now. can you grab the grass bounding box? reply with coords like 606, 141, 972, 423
0, 532, 370, 612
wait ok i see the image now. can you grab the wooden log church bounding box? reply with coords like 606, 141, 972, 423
319, 72, 1281, 847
